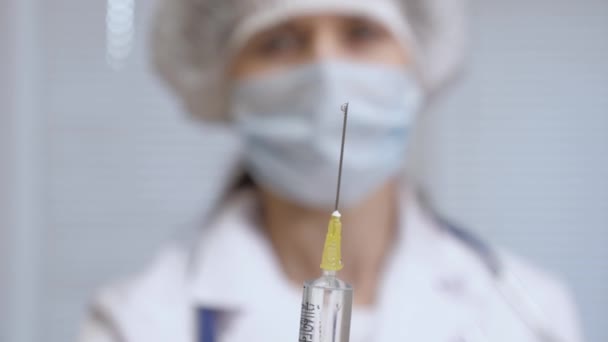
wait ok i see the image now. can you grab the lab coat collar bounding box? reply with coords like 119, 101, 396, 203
187, 190, 297, 311
374, 189, 492, 341
186, 187, 485, 316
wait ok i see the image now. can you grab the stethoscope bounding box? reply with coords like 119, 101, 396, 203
420, 191, 563, 342
195, 192, 562, 342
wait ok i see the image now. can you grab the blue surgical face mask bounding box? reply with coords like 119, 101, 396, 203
229, 61, 423, 210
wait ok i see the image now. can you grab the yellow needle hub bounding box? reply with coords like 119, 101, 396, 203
320, 211, 343, 271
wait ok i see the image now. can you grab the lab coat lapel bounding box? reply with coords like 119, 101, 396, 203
186, 191, 302, 342
375, 191, 484, 342
186, 189, 496, 341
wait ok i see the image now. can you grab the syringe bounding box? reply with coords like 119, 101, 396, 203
297, 103, 353, 342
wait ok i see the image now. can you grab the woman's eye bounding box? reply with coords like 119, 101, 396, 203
256, 31, 302, 57
346, 22, 386, 44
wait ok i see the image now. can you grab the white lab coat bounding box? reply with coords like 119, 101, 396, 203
79, 190, 583, 342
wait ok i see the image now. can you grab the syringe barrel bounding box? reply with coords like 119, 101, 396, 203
298, 272, 353, 342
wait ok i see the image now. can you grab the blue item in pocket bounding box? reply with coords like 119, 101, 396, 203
197, 308, 217, 342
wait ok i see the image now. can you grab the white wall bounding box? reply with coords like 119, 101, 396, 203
418, 2, 608, 340
2, 0, 44, 341
36, 1, 239, 340
1, 0, 606, 341
0, 2, 16, 340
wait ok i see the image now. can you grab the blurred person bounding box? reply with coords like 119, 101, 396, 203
80, 0, 583, 341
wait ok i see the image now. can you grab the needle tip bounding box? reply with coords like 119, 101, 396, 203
341, 102, 349, 113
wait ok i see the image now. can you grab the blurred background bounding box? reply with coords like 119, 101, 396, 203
1, 0, 607, 341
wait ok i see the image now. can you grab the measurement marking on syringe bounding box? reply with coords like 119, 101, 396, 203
299, 302, 320, 342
